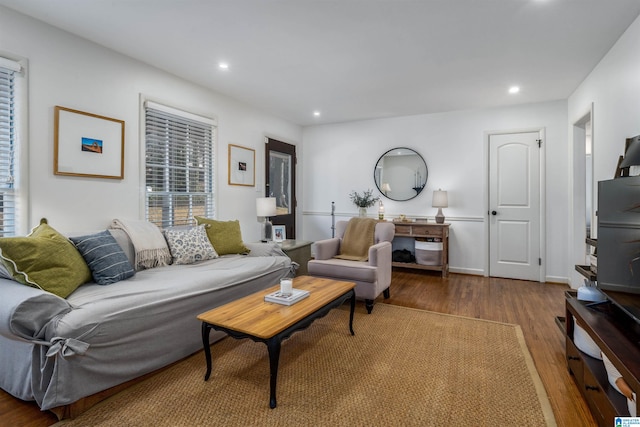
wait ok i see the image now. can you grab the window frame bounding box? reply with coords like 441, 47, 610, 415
0, 55, 27, 237
142, 99, 216, 229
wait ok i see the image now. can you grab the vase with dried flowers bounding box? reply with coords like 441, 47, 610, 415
350, 189, 379, 217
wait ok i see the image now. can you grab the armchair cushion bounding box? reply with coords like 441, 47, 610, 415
307, 259, 377, 283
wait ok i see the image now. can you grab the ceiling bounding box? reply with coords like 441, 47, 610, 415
2, 0, 640, 126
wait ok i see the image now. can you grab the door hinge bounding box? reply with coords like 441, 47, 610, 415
539, 258, 542, 266
537, 139, 542, 148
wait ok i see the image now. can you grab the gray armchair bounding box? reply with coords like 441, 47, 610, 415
308, 221, 395, 313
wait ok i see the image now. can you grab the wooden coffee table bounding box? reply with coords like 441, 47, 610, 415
197, 275, 356, 408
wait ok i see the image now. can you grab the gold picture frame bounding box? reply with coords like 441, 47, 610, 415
54, 106, 125, 179
228, 144, 255, 186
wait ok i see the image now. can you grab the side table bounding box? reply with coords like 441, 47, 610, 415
280, 239, 312, 276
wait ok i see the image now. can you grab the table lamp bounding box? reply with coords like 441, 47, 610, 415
432, 189, 448, 224
256, 197, 277, 242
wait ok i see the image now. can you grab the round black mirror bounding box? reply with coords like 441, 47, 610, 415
374, 147, 428, 201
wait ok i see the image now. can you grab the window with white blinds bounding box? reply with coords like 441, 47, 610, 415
0, 59, 19, 237
144, 101, 215, 228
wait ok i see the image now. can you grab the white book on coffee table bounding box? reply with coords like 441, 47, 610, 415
264, 288, 310, 306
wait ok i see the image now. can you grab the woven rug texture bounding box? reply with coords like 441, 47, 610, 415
55, 303, 556, 426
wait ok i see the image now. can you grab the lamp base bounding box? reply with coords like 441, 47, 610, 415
261, 219, 273, 242
435, 208, 445, 224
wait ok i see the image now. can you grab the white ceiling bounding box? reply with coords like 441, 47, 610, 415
2, 0, 640, 126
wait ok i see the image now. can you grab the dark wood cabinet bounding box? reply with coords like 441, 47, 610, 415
565, 291, 639, 426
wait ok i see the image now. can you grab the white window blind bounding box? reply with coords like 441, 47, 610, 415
144, 101, 215, 228
0, 60, 18, 237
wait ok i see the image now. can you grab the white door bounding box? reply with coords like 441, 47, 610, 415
489, 131, 542, 281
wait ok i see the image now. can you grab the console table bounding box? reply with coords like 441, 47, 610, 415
565, 291, 640, 425
391, 221, 449, 277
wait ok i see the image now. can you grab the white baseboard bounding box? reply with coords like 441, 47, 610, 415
545, 275, 570, 285
449, 267, 484, 276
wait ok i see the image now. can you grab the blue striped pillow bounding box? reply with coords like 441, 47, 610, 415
70, 230, 135, 285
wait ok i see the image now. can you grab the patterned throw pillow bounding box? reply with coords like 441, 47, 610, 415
164, 224, 219, 265
70, 230, 135, 285
0, 219, 92, 298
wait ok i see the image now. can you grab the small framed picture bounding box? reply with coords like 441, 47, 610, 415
228, 144, 255, 186
273, 225, 286, 242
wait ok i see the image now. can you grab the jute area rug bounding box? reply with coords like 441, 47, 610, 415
55, 304, 556, 426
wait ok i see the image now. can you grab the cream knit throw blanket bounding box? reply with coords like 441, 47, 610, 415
110, 219, 172, 269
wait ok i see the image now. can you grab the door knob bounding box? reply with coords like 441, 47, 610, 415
491, 211, 497, 215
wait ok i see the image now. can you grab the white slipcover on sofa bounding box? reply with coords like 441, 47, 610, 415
0, 221, 292, 416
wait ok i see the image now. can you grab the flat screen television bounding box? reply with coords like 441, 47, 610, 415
597, 176, 640, 324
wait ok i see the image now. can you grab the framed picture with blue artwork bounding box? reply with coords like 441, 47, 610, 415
273, 225, 286, 242
54, 106, 125, 179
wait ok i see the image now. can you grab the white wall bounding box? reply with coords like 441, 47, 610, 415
302, 100, 568, 281
568, 14, 640, 287
10, 3, 635, 285
0, 6, 302, 239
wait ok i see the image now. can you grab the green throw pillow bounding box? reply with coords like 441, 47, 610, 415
0, 219, 92, 298
194, 217, 250, 256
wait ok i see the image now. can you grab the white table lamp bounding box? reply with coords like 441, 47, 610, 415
256, 197, 277, 242
432, 189, 448, 224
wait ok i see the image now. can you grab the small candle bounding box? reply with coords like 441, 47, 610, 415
280, 278, 293, 296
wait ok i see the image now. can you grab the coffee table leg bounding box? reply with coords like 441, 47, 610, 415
201, 322, 212, 381
349, 289, 356, 335
266, 337, 281, 409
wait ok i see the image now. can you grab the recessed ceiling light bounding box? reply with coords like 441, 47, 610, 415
313, 111, 321, 117
218, 62, 229, 70
509, 86, 520, 94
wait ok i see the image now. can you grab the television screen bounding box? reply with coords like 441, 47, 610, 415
597, 176, 640, 295
597, 177, 640, 324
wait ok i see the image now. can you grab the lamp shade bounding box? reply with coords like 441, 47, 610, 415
381, 183, 391, 192
432, 190, 448, 208
256, 197, 277, 217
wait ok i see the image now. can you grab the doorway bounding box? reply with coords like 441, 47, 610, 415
571, 105, 594, 281
265, 138, 296, 239
488, 130, 544, 281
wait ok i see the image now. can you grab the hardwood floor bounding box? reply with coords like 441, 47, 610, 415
1, 270, 595, 426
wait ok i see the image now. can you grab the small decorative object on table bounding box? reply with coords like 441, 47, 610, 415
264, 288, 310, 306
273, 225, 286, 242
395, 215, 415, 223
350, 189, 379, 217
280, 278, 293, 296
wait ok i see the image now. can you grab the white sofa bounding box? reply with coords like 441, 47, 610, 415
0, 223, 292, 418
